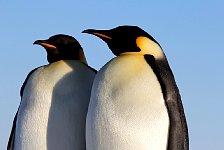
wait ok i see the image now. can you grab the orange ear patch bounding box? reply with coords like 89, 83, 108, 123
136, 36, 164, 59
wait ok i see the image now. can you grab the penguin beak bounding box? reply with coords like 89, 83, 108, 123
82, 29, 112, 40
33, 40, 57, 49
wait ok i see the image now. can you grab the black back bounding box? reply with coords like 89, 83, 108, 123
7, 111, 17, 150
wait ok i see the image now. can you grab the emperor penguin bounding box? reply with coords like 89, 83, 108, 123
82, 26, 188, 150
7, 34, 96, 150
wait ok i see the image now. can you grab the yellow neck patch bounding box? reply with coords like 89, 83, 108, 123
136, 36, 164, 59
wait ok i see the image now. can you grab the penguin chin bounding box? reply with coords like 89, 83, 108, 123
45, 47, 60, 56
44, 46, 58, 52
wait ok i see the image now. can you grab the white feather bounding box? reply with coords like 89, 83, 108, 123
86, 54, 169, 150
15, 60, 95, 150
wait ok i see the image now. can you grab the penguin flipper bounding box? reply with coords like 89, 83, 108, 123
144, 55, 189, 150
166, 94, 189, 150
7, 111, 18, 150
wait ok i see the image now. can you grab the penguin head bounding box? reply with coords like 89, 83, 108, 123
82, 25, 164, 59
33, 34, 87, 63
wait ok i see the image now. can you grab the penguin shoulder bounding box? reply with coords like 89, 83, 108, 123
20, 66, 44, 97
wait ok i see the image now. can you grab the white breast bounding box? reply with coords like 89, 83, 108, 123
86, 55, 169, 150
15, 60, 95, 150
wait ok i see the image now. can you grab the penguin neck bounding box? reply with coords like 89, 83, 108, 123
78, 48, 88, 65
47, 48, 88, 64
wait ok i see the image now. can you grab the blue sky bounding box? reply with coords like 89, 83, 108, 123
1, 0, 223, 149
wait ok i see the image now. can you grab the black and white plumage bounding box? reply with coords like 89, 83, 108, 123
83, 26, 188, 150
7, 34, 96, 150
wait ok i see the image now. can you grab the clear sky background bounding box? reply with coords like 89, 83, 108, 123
0, 0, 223, 149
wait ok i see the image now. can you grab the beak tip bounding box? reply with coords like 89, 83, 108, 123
33, 40, 41, 45
33, 41, 38, 45
81, 30, 87, 33
82, 29, 94, 34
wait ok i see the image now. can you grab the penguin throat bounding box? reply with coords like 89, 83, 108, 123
47, 49, 87, 64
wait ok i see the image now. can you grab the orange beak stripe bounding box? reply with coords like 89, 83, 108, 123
40, 43, 57, 49
93, 33, 112, 40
